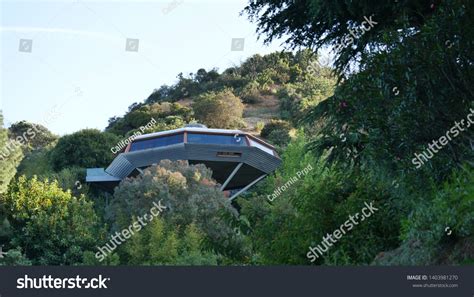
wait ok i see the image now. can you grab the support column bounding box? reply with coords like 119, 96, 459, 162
220, 162, 243, 191
229, 174, 267, 201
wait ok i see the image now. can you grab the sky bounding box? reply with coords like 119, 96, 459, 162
1, 0, 291, 135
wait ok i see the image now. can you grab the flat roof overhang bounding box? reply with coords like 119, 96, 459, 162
86, 168, 122, 182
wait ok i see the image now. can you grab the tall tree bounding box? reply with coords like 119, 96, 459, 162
49, 129, 120, 171
8, 121, 57, 151
244, 0, 442, 75
0, 113, 23, 194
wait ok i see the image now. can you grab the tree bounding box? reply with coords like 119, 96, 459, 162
260, 120, 292, 148
49, 129, 120, 171
0, 113, 23, 194
374, 166, 474, 265
16, 147, 54, 179
1, 176, 104, 265
242, 0, 473, 266
0, 247, 32, 266
278, 74, 336, 125
122, 217, 219, 265
239, 133, 400, 264
239, 81, 264, 104
109, 160, 247, 261
106, 103, 193, 136
243, 0, 441, 75
8, 121, 57, 151
304, 0, 474, 181
192, 89, 244, 129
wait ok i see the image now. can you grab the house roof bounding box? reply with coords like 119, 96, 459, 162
86, 127, 282, 198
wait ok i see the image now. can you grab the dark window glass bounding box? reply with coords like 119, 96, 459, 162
130, 133, 184, 151
187, 133, 247, 146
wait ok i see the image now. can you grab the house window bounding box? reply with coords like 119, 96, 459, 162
187, 133, 247, 146
130, 133, 184, 151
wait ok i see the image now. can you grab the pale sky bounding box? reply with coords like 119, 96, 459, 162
1, 0, 291, 135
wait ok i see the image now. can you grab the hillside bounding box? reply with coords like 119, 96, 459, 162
104, 50, 336, 144
1, 0, 473, 267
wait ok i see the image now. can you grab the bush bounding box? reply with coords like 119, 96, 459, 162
374, 166, 474, 265
122, 217, 219, 265
239, 134, 401, 265
239, 81, 263, 104
16, 146, 54, 178
260, 120, 292, 147
278, 76, 335, 126
192, 89, 244, 129
49, 129, 120, 171
0, 114, 23, 194
8, 121, 57, 151
255, 121, 265, 133
106, 103, 193, 136
0, 247, 32, 266
1, 176, 104, 265
108, 160, 248, 262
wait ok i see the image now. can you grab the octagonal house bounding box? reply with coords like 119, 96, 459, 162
86, 124, 281, 200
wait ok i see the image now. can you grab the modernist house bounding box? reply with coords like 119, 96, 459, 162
86, 124, 281, 200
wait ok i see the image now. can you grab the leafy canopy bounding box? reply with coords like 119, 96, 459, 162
49, 129, 119, 171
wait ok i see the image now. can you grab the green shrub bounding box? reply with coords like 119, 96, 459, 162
8, 121, 57, 151
107, 103, 193, 136
240, 134, 401, 265
121, 217, 219, 265
278, 76, 335, 126
0, 247, 32, 266
49, 129, 119, 171
0, 113, 23, 194
16, 146, 54, 178
260, 120, 292, 147
109, 160, 248, 262
239, 81, 263, 104
1, 176, 104, 265
374, 166, 474, 265
192, 89, 244, 129
255, 121, 265, 133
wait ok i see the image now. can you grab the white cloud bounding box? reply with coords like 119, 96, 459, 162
0, 26, 120, 42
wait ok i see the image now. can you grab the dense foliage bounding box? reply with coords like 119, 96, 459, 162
243, 0, 443, 76
1, 176, 103, 265
0, 114, 23, 194
192, 89, 245, 129
0, 0, 472, 266
121, 218, 219, 265
108, 160, 246, 263
49, 129, 119, 171
260, 119, 293, 148
241, 0, 474, 265
8, 121, 58, 151
106, 102, 193, 136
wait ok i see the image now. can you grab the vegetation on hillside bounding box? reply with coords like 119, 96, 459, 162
0, 0, 472, 266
